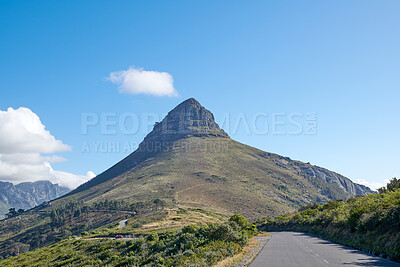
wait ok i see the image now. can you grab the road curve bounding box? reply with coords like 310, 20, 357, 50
250, 231, 400, 267
119, 219, 128, 228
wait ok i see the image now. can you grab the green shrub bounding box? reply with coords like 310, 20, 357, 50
0, 213, 257, 266
146, 233, 159, 242
229, 214, 249, 228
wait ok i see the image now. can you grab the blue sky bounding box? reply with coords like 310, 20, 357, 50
0, 0, 399, 189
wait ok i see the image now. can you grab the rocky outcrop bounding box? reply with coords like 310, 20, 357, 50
143, 98, 229, 143
296, 164, 375, 196
0, 181, 70, 213
259, 152, 374, 197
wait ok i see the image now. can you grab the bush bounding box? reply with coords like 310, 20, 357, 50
0, 214, 256, 266
229, 214, 249, 228
146, 233, 159, 242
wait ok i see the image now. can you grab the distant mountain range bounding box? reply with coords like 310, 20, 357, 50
0, 181, 70, 218
62, 98, 373, 218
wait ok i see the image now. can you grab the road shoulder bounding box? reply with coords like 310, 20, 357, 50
215, 233, 271, 267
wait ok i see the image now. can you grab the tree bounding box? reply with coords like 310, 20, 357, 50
6, 208, 18, 218
378, 177, 400, 193
229, 214, 249, 228
387, 177, 400, 192
153, 199, 166, 211
8, 242, 29, 256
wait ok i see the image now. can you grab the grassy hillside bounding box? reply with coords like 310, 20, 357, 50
259, 178, 400, 261
57, 136, 364, 220
0, 199, 164, 258
64, 97, 371, 219
0, 214, 257, 266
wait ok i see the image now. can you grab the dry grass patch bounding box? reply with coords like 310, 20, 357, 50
132, 207, 225, 234
214, 236, 260, 267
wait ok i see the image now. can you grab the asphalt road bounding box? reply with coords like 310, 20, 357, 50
250, 231, 400, 267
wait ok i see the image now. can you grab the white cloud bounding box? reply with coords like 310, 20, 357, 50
0, 107, 94, 189
356, 179, 389, 191
0, 107, 71, 154
107, 66, 178, 97
48, 166, 96, 189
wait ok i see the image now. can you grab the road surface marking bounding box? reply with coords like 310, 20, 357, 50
323, 259, 329, 264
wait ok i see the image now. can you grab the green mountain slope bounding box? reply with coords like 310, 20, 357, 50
58, 137, 362, 219
58, 98, 372, 219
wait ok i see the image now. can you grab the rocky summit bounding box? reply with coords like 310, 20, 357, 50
143, 98, 229, 144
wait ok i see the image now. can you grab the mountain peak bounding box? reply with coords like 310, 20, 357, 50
177, 97, 200, 107
143, 98, 229, 143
